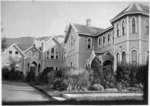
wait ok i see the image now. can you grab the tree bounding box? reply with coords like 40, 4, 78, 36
91, 57, 104, 85
1, 37, 7, 52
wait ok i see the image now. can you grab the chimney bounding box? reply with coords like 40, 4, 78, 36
86, 19, 91, 27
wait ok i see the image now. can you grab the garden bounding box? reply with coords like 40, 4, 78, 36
2, 56, 148, 101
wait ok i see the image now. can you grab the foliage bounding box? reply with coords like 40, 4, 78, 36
53, 67, 90, 91
2, 67, 24, 81
37, 67, 54, 85
2, 67, 10, 80
25, 68, 36, 82
91, 57, 116, 89
116, 63, 148, 89
91, 57, 104, 85
88, 84, 104, 91
103, 66, 116, 89
1, 37, 7, 52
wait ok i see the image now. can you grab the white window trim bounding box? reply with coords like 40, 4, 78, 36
130, 48, 138, 64
87, 37, 92, 49
130, 17, 137, 34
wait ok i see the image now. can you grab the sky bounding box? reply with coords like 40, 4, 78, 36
1, 1, 149, 38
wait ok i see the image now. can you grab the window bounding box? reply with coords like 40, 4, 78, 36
98, 37, 101, 49
122, 51, 126, 63
117, 23, 119, 37
46, 51, 49, 59
145, 19, 149, 34
116, 53, 120, 63
9, 51, 12, 57
51, 48, 55, 59
108, 34, 110, 45
87, 38, 92, 49
132, 18, 136, 33
122, 21, 125, 35
15, 51, 18, 57
131, 50, 137, 65
56, 51, 59, 59
103, 36, 105, 46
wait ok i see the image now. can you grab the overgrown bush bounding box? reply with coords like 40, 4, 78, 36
53, 67, 90, 91
91, 57, 104, 85
2, 67, 10, 80
116, 63, 148, 90
37, 67, 54, 85
2, 67, 24, 81
25, 69, 36, 82
103, 66, 116, 89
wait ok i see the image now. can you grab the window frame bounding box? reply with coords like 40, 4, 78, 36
87, 37, 92, 49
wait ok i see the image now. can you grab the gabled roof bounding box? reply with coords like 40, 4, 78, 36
64, 23, 104, 43
2, 43, 26, 58
96, 26, 113, 36
110, 2, 149, 23
73, 23, 104, 36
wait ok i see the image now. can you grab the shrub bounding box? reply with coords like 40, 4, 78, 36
53, 67, 91, 91
37, 67, 54, 85
116, 63, 148, 89
103, 66, 116, 89
2, 67, 10, 80
91, 57, 104, 85
88, 84, 104, 92
25, 69, 36, 82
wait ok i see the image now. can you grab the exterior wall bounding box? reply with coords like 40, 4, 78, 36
43, 38, 62, 70
64, 25, 79, 68
2, 45, 24, 72
78, 35, 96, 68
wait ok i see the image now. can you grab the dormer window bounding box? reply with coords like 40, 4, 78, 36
87, 37, 92, 49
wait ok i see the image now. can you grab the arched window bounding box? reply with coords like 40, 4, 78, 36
145, 19, 149, 34
108, 34, 110, 45
122, 51, 126, 63
132, 18, 136, 33
98, 37, 101, 48
56, 51, 59, 59
103, 36, 105, 46
146, 51, 149, 64
122, 20, 125, 35
51, 48, 55, 59
116, 53, 120, 63
46, 51, 49, 59
131, 50, 137, 65
117, 23, 119, 37
87, 38, 92, 49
